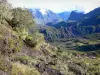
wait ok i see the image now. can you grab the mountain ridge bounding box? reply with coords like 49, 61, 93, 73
29, 8, 63, 25
41, 7, 100, 40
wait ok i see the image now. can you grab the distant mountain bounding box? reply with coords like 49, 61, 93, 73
80, 7, 100, 26
43, 7, 100, 40
58, 12, 71, 21
29, 9, 63, 25
81, 15, 100, 26
84, 7, 100, 18
68, 11, 84, 21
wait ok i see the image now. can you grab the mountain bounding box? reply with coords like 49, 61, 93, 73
68, 11, 84, 21
84, 7, 100, 18
58, 12, 71, 21
29, 9, 63, 25
43, 7, 100, 40
80, 7, 100, 26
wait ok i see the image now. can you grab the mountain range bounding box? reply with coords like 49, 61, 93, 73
29, 9, 71, 25
39, 7, 100, 41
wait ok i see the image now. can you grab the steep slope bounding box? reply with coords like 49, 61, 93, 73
81, 15, 100, 26
83, 7, 100, 18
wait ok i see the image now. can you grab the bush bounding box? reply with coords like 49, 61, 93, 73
24, 32, 45, 48
11, 62, 40, 75
0, 56, 11, 72
24, 35, 37, 47
0, 3, 13, 23
11, 8, 34, 28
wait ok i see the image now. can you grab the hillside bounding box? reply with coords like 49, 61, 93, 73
0, 1, 100, 75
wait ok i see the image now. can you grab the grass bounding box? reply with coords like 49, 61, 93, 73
12, 55, 41, 66
72, 57, 100, 74
11, 62, 40, 75
0, 56, 11, 72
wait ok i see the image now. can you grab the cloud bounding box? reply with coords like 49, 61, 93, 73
8, 0, 100, 13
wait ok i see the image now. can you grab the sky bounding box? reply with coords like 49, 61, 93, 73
8, 0, 100, 13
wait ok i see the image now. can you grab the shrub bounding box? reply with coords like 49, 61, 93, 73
0, 56, 11, 72
24, 32, 45, 48
11, 62, 40, 75
11, 8, 34, 28
0, 3, 13, 23
24, 35, 37, 47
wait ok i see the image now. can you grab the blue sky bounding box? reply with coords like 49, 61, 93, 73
8, 0, 100, 13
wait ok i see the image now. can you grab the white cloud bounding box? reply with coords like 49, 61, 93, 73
8, 0, 100, 13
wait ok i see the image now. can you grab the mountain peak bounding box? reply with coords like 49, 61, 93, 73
68, 11, 84, 21
39, 9, 48, 15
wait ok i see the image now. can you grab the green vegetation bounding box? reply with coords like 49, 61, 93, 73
0, 3, 13, 23
0, 56, 11, 72
11, 8, 34, 28
24, 32, 45, 48
0, 0, 100, 75
11, 62, 40, 75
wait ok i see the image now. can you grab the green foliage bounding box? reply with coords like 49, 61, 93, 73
11, 8, 34, 28
68, 63, 86, 75
8, 37, 23, 52
0, 56, 11, 72
0, 23, 23, 54
10, 7, 35, 41
11, 62, 40, 75
24, 32, 45, 48
0, 3, 13, 23
72, 57, 100, 75
24, 35, 37, 47
13, 27, 28, 40
0, 1, 100, 75
12, 55, 39, 66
